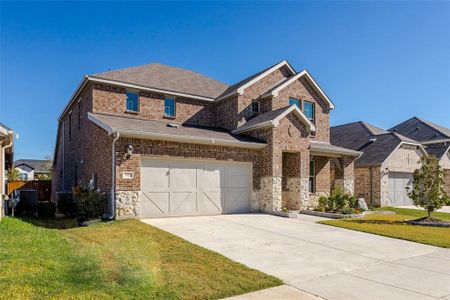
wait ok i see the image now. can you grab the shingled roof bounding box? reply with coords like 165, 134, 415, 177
14, 159, 52, 173
92, 63, 229, 99
88, 113, 266, 149
331, 121, 422, 167
389, 117, 450, 142
423, 143, 450, 159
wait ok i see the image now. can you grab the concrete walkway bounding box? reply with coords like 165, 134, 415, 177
142, 214, 450, 300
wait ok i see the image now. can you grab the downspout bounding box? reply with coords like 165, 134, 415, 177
106, 132, 120, 220
369, 166, 373, 206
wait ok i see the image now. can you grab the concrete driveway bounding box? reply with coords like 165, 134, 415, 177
143, 214, 450, 300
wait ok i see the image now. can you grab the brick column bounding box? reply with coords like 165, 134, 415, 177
341, 157, 355, 195
260, 131, 282, 212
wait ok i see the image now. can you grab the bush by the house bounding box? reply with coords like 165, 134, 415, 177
317, 188, 360, 214
38, 201, 56, 218
73, 185, 106, 223
57, 192, 77, 217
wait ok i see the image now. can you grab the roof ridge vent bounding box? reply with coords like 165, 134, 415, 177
167, 123, 179, 128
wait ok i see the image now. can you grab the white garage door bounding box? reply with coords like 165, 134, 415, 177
388, 172, 414, 206
140, 157, 252, 218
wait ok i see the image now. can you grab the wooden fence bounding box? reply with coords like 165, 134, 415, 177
7, 180, 52, 201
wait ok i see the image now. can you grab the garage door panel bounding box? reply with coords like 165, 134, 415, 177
388, 172, 413, 206
140, 192, 169, 217
171, 192, 197, 215
225, 175, 250, 188
224, 189, 250, 214
198, 191, 222, 214
140, 158, 251, 218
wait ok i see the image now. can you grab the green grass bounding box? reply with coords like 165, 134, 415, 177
0, 218, 282, 300
320, 207, 450, 248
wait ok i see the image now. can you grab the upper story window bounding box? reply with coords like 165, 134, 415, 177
164, 97, 176, 117
77, 99, 82, 130
126, 91, 139, 112
303, 100, 315, 123
289, 98, 301, 108
68, 111, 72, 140
252, 101, 260, 113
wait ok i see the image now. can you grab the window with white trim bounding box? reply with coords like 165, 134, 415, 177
303, 100, 315, 123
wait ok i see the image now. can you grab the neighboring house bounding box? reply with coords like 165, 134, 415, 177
389, 117, 450, 195
1, 122, 14, 219
53, 60, 360, 219
14, 159, 52, 181
331, 121, 427, 207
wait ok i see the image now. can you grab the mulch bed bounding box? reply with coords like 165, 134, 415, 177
405, 217, 450, 228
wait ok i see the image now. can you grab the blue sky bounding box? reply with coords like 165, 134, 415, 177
1, 1, 449, 160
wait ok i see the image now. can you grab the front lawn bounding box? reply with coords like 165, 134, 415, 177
0, 218, 281, 299
319, 207, 450, 248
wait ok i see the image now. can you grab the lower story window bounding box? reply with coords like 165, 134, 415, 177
309, 160, 315, 193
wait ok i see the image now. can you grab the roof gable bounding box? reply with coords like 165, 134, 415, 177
232, 105, 315, 134
216, 60, 296, 100
261, 70, 335, 109
331, 121, 424, 167
389, 117, 450, 142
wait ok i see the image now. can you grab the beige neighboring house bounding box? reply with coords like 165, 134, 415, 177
389, 117, 450, 195
14, 159, 52, 181
331, 121, 427, 207
0, 122, 14, 219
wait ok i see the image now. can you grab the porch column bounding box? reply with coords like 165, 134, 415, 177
299, 150, 310, 209
260, 133, 282, 213
283, 152, 301, 210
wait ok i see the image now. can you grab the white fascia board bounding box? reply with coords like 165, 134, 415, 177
421, 138, 450, 145
231, 121, 275, 134
273, 105, 316, 131
261, 70, 335, 110
87, 113, 113, 135
232, 105, 316, 134
87, 76, 215, 102
383, 141, 428, 166
58, 76, 89, 121
236, 60, 295, 94
216, 60, 296, 101
117, 129, 266, 149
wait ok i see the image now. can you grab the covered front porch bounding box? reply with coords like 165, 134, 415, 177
281, 141, 360, 210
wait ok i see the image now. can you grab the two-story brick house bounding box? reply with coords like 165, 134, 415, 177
53, 60, 360, 219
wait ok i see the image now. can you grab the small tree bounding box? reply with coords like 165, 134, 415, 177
408, 156, 450, 219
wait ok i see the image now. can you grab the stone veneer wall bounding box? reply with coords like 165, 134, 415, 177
116, 191, 140, 218
260, 176, 282, 212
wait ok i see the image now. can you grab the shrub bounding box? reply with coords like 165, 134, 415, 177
340, 207, 356, 215
57, 192, 77, 217
317, 187, 359, 214
38, 201, 56, 218
74, 186, 105, 223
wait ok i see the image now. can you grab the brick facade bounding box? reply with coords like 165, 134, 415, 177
53, 63, 357, 218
